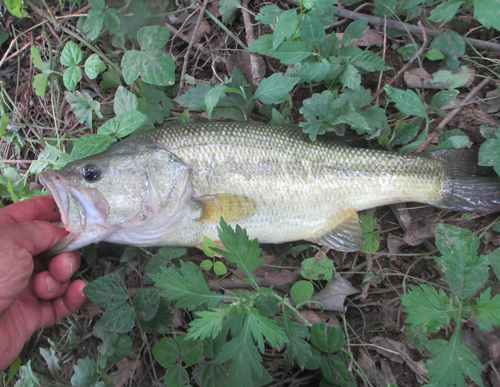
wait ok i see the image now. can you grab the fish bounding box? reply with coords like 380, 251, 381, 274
39, 121, 500, 255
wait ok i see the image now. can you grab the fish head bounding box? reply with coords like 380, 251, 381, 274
39, 142, 192, 254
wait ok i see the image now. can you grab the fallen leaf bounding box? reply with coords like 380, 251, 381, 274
295, 309, 342, 328
311, 273, 360, 312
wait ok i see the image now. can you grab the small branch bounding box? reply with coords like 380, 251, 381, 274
241, 0, 256, 46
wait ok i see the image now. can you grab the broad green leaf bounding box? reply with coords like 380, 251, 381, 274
165, 364, 190, 387
290, 280, 314, 305
429, 0, 463, 23
310, 321, 345, 353
30, 46, 49, 71
248, 35, 273, 56
61, 41, 83, 67
65, 91, 103, 128
117, 110, 148, 138
426, 48, 445, 60
253, 73, 300, 105
219, 0, 240, 24
255, 5, 282, 24
473, 288, 500, 331
489, 248, 500, 281
193, 361, 228, 387
430, 30, 465, 71
329, 97, 370, 131
214, 261, 227, 275
63, 66, 82, 91
71, 358, 104, 387
177, 83, 213, 110
151, 261, 228, 309
133, 288, 160, 321
479, 139, 500, 168
141, 51, 176, 86
40, 347, 61, 374
83, 9, 104, 41
425, 329, 483, 387
158, 246, 187, 260
271, 41, 315, 65
5, 0, 28, 17
400, 285, 453, 333
153, 337, 179, 367
475, 0, 500, 30
362, 232, 379, 252
391, 118, 424, 146
137, 25, 170, 50
273, 9, 298, 50
114, 86, 138, 116
205, 85, 228, 119
69, 134, 113, 162
385, 86, 427, 118
200, 260, 213, 271
138, 297, 174, 334
107, 334, 132, 366
430, 89, 459, 108
320, 33, 340, 58
188, 307, 233, 340
97, 117, 120, 137
33, 73, 49, 98
398, 44, 419, 61
279, 314, 312, 369
432, 129, 471, 150
99, 305, 135, 333
339, 63, 361, 90
301, 15, 326, 49
321, 353, 356, 386
352, 50, 388, 72
121, 50, 145, 85
178, 335, 204, 366
100, 66, 122, 90
300, 257, 333, 281
291, 58, 331, 83
84, 54, 106, 79
82, 273, 127, 310
429, 67, 471, 89
214, 219, 264, 288
103, 9, 121, 33
342, 18, 367, 46
202, 236, 217, 258
299, 90, 336, 140
89, 0, 105, 11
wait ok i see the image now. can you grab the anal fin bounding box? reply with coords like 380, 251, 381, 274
196, 194, 257, 223
315, 209, 364, 252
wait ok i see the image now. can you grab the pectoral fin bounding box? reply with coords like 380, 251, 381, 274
315, 209, 364, 252
196, 194, 257, 223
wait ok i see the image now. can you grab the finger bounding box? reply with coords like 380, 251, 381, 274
48, 251, 81, 282
33, 271, 70, 300
39, 280, 87, 328
0, 196, 60, 224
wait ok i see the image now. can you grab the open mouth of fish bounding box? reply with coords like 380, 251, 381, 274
39, 171, 112, 255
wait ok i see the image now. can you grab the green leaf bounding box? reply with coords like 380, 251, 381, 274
279, 313, 312, 369
5, 0, 28, 18
391, 118, 424, 146
473, 288, 500, 331
253, 73, 299, 105
342, 18, 367, 46
321, 353, 356, 386
117, 110, 148, 138
220, 0, 241, 24
137, 25, 170, 50
400, 285, 453, 333
61, 41, 83, 67
339, 63, 361, 90
40, 346, 61, 374
273, 9, 298, 50
33, 73, 49, 98
30, 46, 49, 71
435, 223, 489, 299
362, 232, 379, 252
100, 66, 122, 90
89, 0, 105, 11
300, 257, 333, 281
475, 0, 500, 30
138, 297, 174, 334
432, 129, 471, 150
100, 305, 135, 333
249, 35, 273, 56
133, 288, 160, 321
215, 320, 273, 387
63, 66, 82, 91
479, 139, 500, 170
205, 85, 228, 119
103, 9, 121, 33
83, 9, 104, 41
290, 280, 314, 305
65, 91, 103, 128
255, 5, 282, 24
69, 134, 113, 162
385, 86, 427, 118
165, 364, 190, 387
430, 30, 465, 71
301, 15, 326, 49
310, 321, 345, 353
153, 337, 179, 367
214, 218, 264, 288
141, 51, 176, 86
84, 54, 106, 79
193, 361, 228, 387
425, 329, 483, 387
351, 50, 388, 72
121, 50, 145, 85
214, 261, 228, 275
489, 248, 500, 280
398, 44, 419, 61
202, 236, 217, 258
71, 358, 104, 387
83, 273, 128, 310
246, 307, 288, 351
188, 307, 233, 341
179, 335, 204, 366
426, 48, 445, 60
429, 67, 471, 89
270, 41, 315, 65
151, 261, 228, 309
429, 0, 463, 23
430, 89, 459, 108
114, 86, 138, 116
176, 83, 213, 110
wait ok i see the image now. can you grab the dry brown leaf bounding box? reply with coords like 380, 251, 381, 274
404, 66, 475, 89
311, 273, 359, 312
226, 51, 266, 90
295, 309, 342, 328
336, 28, 383, 47
109, 358, 139, 387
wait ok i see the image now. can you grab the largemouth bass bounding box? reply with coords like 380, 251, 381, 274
39, 122, 500, 254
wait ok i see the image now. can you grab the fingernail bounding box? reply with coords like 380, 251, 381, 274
45, 277, 52, 293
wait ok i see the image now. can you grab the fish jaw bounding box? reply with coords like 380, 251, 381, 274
39, 171, 113, 254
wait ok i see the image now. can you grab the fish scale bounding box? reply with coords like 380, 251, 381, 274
39, 122, 500, 254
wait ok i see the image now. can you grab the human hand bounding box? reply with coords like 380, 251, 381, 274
0, 196, 87, 372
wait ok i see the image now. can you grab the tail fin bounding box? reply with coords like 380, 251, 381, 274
430, 149, 500, 215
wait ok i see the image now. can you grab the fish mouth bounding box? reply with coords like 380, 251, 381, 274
39, 171, 111, 254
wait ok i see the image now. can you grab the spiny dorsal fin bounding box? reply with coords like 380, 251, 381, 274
315, 209, 364, 252
196, 194, 257, 223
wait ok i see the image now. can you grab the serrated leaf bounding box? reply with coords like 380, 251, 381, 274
71, 358, 104, 387
385, 86, 427, 118
188, 307, 233, 341
249, 35, 273, 56
83, 9, 104, 41
301, 15, 326, 49
255, 5, 282, 24
117, 110, 148, 138
430, 30, 465, 71
40, 347, 61, 374
61, 41, 83, 67
153, 337, 179, 367
253, 73, 299, 105
290, 280, 314, 305
310, 321, 345, 353
391, 118, 424, 146
69, 134, 113, 162
220, 0, 240, 24
473, 288, 500, 331
270, 41, 315, 65
65, 91, 103, 128
137, 25, 170, 50
63, 66, 82, 91
205, 85, 228, 119
425, 329, 483, 387
176, 83, 213, 110
133, 288, 160, 321
33, 73, 49, 98
343, 18, 367, 46
103, 9, 121, 33
193, 361, 228, 387
339, 63, 361, 90
291, 58, 330, 82
83, 273, 128, 310
151, 261, 227, 309
475, 0, 500, 30
84, 54, 106, 79
100, 305, 135, 333
279, 314, 312, 369
398, 44, 419, 61
246, 307, 288, 351
89, 0, 105, 11
30, 46, 47, 71
430, 89, 459, 108
273, 9, 298, 50
138, 297, 174, 334
352, 50, 388, 72
429, 0, 463, 23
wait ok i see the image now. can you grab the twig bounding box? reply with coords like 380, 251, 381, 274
164, 23, 219, 62
177, 0, 210, 97
241, 0, 256, 46
415, 77, 491, 152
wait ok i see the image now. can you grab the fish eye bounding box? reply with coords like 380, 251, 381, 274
82, 165, 102, 182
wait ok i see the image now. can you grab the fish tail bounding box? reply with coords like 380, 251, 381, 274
430, 149, 500, 215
